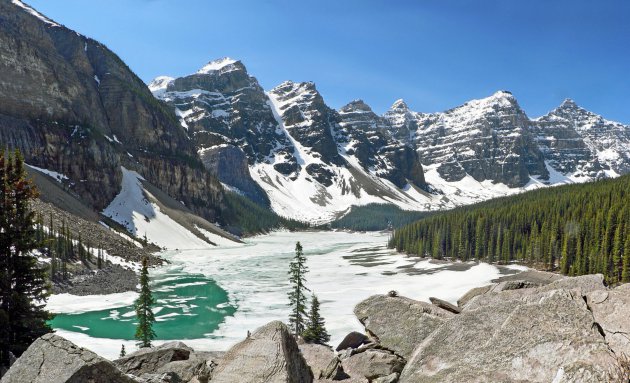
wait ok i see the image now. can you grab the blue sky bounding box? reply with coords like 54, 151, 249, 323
28, 0, 630, 122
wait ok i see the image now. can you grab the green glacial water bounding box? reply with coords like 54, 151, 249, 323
49, 270, 236, 340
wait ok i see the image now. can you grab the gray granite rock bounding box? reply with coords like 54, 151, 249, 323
0, 334, 139, 383
211, 321, 312, 383
354, 295, 452, 359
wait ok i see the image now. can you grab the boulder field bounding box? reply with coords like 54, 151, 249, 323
2, 271, 629, 383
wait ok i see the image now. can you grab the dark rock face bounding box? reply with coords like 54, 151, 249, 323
1, 333, 138, 383
337, 100, 427, 189
0, 0, 223, 220
269, 81, 344, 167
336, 331, 369, 352
200, 145, 269, 206
401, 91, 549, 187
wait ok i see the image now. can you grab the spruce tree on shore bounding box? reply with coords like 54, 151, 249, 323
288, 241, 309, 337
0, 150, 52, 369
302, 294, 330, 345
134, 257, 156, 348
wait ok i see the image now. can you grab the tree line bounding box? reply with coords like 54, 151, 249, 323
389, 175, 630, 284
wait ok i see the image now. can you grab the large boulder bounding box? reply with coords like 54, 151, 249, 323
587, 284, 630, 356
463, 274, 605, 310
0, 333, 139, 383
299, 344, 336, 380
114, 341, 193, 376
341, 349, 405, 383
399, 288, 617, 382
354, 295, 453, 359
211, 321, 312, 383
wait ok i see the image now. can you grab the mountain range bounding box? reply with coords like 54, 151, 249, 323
151, 57, 630, 222
1, 0, 629, 234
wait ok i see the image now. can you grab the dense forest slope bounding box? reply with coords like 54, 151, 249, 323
390, 175, 630, 283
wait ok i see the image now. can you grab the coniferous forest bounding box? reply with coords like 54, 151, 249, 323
389, 175, 630, 283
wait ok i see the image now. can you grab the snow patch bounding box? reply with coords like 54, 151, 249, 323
102, 167, 214, 250
26, 164, 68, 183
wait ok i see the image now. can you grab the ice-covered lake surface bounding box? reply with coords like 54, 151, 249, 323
47, 231, 526, 359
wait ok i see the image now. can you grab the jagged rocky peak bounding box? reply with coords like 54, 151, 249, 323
339, 99, 375, 114
414, 90, 548, 187
391, 98, 409, 111
535, 98, 630, 177
152, 56, 296, 200
268, 80, 344, 166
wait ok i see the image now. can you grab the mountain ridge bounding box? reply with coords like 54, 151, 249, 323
152, 58, 630, 222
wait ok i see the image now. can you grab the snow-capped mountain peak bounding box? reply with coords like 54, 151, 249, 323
147, 76, 174, 96
390, 98, 409, 111
197, 57, 238, 74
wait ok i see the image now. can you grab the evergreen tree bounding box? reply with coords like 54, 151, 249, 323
287, 241, 309, 336
0, 151, 52, 368
302, 294, 330, 345
120, 344, 126, 358
134, 257, 156, 348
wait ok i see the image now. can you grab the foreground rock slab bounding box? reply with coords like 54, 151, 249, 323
399, 288, 617, 383
354, 295, 453, 359
114, 341, 193, 376
587, 284, 630, 356
211, 321, 313, 383
0, 333, 138, 383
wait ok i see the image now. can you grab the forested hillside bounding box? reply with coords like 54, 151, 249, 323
390, 175, 630, 283
328, 204, 429, 231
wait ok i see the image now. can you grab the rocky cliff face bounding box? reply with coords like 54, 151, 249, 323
533, 99, 630, 178
394, 91, 549, 187
337, 100, 426, 189
0, 0, 224, 220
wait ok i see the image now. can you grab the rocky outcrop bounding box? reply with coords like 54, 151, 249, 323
114, 341, 193, 377
0, 333, 138, 383
0, 0, 224, 221
354, 295, 452, 359
211, 321, 313, 383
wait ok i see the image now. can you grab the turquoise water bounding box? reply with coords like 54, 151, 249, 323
49, 268, 236, 340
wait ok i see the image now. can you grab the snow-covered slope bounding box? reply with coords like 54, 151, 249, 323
103, 167, 239, 249
150, 58, 630, 222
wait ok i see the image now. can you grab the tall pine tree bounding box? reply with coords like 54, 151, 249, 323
134, 257, 156, 348
0, 151, 52, 369
287, 241, 309, 337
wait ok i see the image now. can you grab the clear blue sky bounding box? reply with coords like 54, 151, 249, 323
27, 0, 630, 122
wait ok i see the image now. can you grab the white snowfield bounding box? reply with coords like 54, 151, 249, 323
102, 167, 238, 250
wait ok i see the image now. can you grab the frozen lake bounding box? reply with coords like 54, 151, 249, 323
47, 231, 525, 359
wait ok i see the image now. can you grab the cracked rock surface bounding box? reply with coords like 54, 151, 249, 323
0, 333, 139, 383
